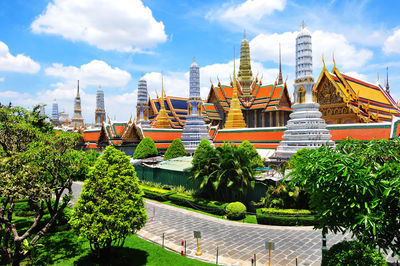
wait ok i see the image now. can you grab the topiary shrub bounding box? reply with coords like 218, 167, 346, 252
225, 202, 247, 220
163, 138, 186, 161
133, 137, 158, 159
193, 139, 213, 160
322, 240, 387, 266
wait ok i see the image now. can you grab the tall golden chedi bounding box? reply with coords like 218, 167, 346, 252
238, 30, 253, 97
224, 52, 247, 129
154, 75, 171, 128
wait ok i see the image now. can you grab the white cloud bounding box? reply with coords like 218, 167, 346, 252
250, 30, 373, 70
212, 0, 285, 20
383, 29, 400, 54
0, 41, 40, 74
45, 60, 131, 88
206, 0, 285, 31
0, 77, 4, 82
344, 72, 368, 82
31, 0, 167, 52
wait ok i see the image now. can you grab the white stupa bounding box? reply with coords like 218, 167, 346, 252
275, 22, 334, 159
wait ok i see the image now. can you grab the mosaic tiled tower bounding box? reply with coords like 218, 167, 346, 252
136, 75, 150, 128
275, 23, 334, 159
238, 31, 253, 96
95, 85, 105, 127
71, 80, 84, 128
181, 58, 212, 153
154, 76, 170, 128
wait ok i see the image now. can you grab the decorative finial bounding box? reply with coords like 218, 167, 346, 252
385, 66, 390, 91
233, 47, 236, 79
77, 80, 80, 94
377, 72, 379, 82
193, 57, 196, 62
301, 20, 305, 29
244, 29, 246, 39
332, 52, 336, 68
322, 53, 326, 68
98, 84, 102, 90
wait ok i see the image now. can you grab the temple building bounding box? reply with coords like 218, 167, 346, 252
314, 60, 400, 124
71, 81, 84, 128
95, 85, 105, 127
276, 23, 334, 159
146, 33, 292, 129
180, 58, 212, 152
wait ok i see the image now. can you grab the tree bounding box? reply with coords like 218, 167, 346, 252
193, 139, 213, 160
289, 138, 400, 257
163, 138, 186, 161
70, 146, 147, 256
0, 104, 81, 265
238, 140, 264, 169
132, 137, 158, 159
190, 143, 257, 202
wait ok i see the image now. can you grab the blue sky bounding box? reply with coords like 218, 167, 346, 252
1, 0, 400, 123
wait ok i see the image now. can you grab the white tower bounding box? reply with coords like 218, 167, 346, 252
136, 75, 150, 127
275, 22, 334, 160
51, 99, 59, 126
95, 85, 105, 127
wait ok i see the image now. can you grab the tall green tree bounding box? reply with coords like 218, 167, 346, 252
289, 138, 400, 257
190, 143, 257, 202
163, 138, 186, 161
70, 146, 147, 256
0, 104, 81, 265
238, 140, 264, 169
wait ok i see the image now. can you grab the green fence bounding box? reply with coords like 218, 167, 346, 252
134, 164, 267, 202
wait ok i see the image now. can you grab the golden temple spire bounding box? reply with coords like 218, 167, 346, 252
238, 30, 253, 96
154, 74, 170, 128
224, 49, 246, 129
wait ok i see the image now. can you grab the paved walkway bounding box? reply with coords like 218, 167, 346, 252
71, 182, 397, 266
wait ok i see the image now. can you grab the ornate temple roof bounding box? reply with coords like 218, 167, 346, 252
149, 96, 222, 129
208, 82, 291, 112
315, 62, 400, 122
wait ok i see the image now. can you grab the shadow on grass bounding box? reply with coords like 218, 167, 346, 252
31, 229, 85, 265
74, 247, 148, 266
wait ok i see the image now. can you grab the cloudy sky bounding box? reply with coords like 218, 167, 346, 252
1, 0, 400, 122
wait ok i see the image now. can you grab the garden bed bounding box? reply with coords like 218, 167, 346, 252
256, 208, 316, 226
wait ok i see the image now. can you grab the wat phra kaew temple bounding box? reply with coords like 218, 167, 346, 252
53, 24, 400, 159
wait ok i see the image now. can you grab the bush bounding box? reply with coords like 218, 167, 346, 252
193, 139, 213, 160
238, 140, 264, 169
225, 202, 247, 220
140, 185, 176, 201
322, 240, 387, 266
259, 182, 309, 209
133, 137, 158, 159
70, 146, 147, 256
163, 138, 186, 161
256, 208, 316, 226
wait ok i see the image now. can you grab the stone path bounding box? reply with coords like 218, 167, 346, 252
71, 182, 398, 266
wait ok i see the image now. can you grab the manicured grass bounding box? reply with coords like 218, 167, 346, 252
47, 233, 212, 266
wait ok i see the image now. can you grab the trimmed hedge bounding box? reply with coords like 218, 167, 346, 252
322, 240, 387, 266
256, 208, 316, 226
140, 185, 176, 201
226, 202, 247, 220
163, 138, 186, 161
261, 208, 314, 216
168, 193, 228, 215
133, 137, 158, 159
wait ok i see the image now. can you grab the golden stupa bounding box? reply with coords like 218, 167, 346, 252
224, 52, 246, 129
154, 75, 171, 128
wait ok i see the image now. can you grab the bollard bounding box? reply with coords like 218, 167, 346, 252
162, 233, 165, 248
185, 240, 187, 256
216, 246, 219, 265
295, 256, 298, 266
253, 253, 256, 266
181, 240, 184, 256
322, 228, 327, 255
251, 258, 254, 266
